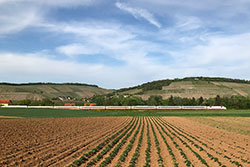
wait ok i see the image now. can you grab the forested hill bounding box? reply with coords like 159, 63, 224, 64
0, 83, 112, 101
114, 77, 250, 99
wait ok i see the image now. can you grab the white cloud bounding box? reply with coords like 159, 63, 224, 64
0, 4, 43, 35
24, 20, 250, 87
0, 52, 106, 85
115, 2, 161, 28
171, 33, 250, 71
56, 43, 100, 56
176, 16, 201, 31
42, 21, 140, 61
132, 0, 250, 11
0, 0, 96, 8
0, 52, 169, 88
0, 0, 99, 36
1, 30, 250, 88
1, 0, 250, 88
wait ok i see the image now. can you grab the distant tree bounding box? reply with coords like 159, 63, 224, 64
168, 96, 174, 105
191, 97, 197, 105
147, 95, 163, 106
198, 96, 204, 105
17, 99, 32, 105
92, 95, 106, 106
40, 98, 54, 106
215, 95, 222, 106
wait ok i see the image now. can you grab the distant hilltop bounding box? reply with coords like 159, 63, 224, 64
1, 77, 250, 102
0, 82, 99, 87
0, 82, 112, 101
114, 77, 250, 99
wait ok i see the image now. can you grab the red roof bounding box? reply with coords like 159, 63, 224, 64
64, 103, 75, 106
0, 99, 10, 103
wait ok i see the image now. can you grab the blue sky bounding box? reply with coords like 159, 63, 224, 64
0, 0, 250, 88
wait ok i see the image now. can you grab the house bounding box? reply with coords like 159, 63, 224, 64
64, 103, 75, 106
84, 103, 96, 106
0, 99, 11, 106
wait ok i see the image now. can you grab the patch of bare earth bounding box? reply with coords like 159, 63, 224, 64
163, 117, 250, 167
0, 116, 23, 119
0, 117, 131, 167
158, 118, 207, 167
2, 116, 249, 167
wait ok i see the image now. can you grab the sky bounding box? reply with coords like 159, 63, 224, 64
0, 0, 250, 89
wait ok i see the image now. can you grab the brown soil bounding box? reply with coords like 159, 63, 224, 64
0, 117, 130, 167
122, 117, 143, 167
93, 117, 140, 167
146, 117, 158, 167
157, 117, 207, 167
1, 116, 249, 167
0, 116, 23, 119
136, 117, 148, 166
162, 117, 250, 167
152, 117, 188, 167
188, 117, 250, 136
149, 117, 174, 167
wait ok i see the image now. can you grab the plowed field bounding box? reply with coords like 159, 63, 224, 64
0, 117, 249, 167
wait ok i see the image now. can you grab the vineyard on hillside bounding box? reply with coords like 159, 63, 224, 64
0, 117, 249, 167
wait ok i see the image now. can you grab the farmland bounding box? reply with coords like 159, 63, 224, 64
1, 108, 250, 118
0, 116, 249, 167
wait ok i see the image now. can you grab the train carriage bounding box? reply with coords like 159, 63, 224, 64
131, 106, 157, 110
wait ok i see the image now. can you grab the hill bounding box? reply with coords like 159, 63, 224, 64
114, 77, 250, 99
1, 77, 250, 103
0, 83, 112, 101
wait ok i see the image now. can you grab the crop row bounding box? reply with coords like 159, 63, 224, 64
164, 120, 249, 166
68, 117, 137, 167
116, 117, 144, 167
68, 116, 247, 167
98, 117, 141, 167
156, 118, 210, 167
159, 118, 244, 167
128, 118, 145, 167
149, 119, 164, 167
152, 118, 184, 167
144, 119, 151, 167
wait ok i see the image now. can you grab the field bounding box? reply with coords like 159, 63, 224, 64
1, 108, 250, 118
0, 115, 249, 167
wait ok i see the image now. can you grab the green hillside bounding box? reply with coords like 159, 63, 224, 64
0, 83, 112, 101
115, 77, 250, 99
1, 77, 250, 103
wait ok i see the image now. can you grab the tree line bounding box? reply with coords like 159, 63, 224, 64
11, 95, 250, 109
91, 95, 250, 109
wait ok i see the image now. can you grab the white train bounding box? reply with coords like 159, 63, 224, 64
1, 105, 227, 110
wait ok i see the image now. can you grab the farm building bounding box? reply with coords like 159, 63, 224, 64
64, 103, 75, 106
84, 103, 96, 106
0, 99, 11, 106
